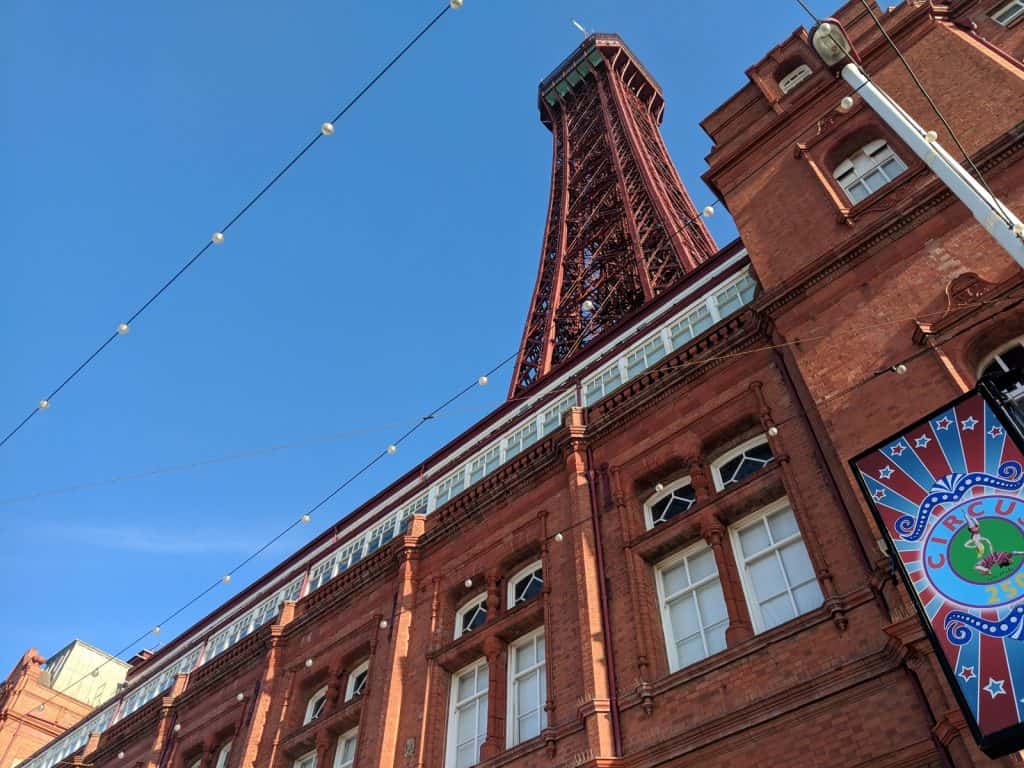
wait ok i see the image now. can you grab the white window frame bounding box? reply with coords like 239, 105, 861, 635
832, 139, 907, 204
507, 561, 544, 607
728, 498, 823, 633
710, 435, 773, 491
979, 337, 1024, 402
468, 445, 501, 485
303, 685, 328, 725
445, 658, 488, 768
213, 742, 232, 768
506, 627, 547, 748
993, 0, 1024, 24
654, 541, 728, 672
643, 476, 696, 530
293, 751, 317, 768
504, 420, 539, 459
344, 661, 369, 702
435, 469, 468, 508
454, 593, 488, 639
778, 63, 812, 94
540, 394, 575, 437
332, 728, 358, 768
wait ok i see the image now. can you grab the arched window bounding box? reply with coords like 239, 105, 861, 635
455, 594, 487, 639
644, 477, 697, 530
711, 436, 775, 491
345, 661, 369, 701
303, 686, 327, 725
832, 139, 907, 204
778, 63, 812, 94
508, 561, 543, 607
979, 337, 1024, 419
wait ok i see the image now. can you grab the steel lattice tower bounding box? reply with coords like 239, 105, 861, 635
510, 34, 717, 397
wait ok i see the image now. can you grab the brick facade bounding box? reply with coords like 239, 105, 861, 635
15, 1, 1024, 767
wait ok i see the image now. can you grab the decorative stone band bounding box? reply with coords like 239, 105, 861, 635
895, 461, 1024, 541
946, 604, 1024, 645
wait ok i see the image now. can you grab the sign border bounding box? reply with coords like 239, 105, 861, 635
850, 384, 1024, 758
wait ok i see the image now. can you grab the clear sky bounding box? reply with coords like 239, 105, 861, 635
0, 0, 840, 670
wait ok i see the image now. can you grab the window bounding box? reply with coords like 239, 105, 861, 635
980, 337, 1024, 425
445, 659, 488, 768
436, 470, 467, 507
540, 395, 574, 437
468, 445, 501, 485
832, 139, 907, 204
332, 729, 358, 768
345, 661, 369, 701
711, 436, 774, 490
507, 629, 547, 746
993, 0, 1024, 24
583, 364, 623, 405
655, 543, 728, 671
778, 63, 812, 94
645, 477, 697, 529
213, 742, 232, 768
455, 594, 488, 639
294, 752, 316, 768
508, 561, 543, 607
303, 686, 327, 725
308, 555, 336, 592
505, 421, 538, 459
713, 272, 758, 318
669, 304, 714, 349
626, 335, 667, 379
730, 501, 823, 632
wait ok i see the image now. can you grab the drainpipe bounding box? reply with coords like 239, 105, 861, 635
584, 444, 623, 757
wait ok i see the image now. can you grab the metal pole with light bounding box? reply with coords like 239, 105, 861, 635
809, 19, 1024, 269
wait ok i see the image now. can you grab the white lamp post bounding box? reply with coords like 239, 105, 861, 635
809, 20, 1024, 269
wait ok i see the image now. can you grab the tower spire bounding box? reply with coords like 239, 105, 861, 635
509, 34, 716, 398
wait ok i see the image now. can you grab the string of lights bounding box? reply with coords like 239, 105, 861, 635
0, 0, 462, 450
19, 342, 508, 723
0, 401, 497, 507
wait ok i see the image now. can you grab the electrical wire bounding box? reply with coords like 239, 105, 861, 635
0, 2, 454, 450
17, 347, 514, 728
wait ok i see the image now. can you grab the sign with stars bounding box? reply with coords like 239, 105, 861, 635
853, 388, 1024, 757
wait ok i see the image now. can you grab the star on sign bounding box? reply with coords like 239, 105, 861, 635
873, 488, 886, 501
935, 417, 953, 431
961, 416, 978, 431
990, 426, 1005, 438
959, 666, 975, 682
914, 434, 931, 449
890, 442, 906, 457
983, 678, 1006, 699
879, 465, 895, 480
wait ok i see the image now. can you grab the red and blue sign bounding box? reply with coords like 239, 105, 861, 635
854, 388, 1024, 757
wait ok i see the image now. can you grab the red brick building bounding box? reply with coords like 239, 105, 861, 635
13, 1, 1024, 767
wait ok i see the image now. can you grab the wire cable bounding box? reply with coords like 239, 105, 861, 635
0, 2, 454, 450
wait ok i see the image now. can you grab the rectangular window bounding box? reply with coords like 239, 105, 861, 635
508, 629, 547, 747
504, 421, 538, 459
540, 395, 574, 437
730, 501, 823, 632
713, 273, 757, 318
446, 659, 488, 768
436, 470, 467, 507
625, 335, 667, 379
993, 0, 1024, 24
294, 752, 316, 768
655, 543, 728, 671
669, 304, 713, 349
332, 729, 358, 768
308, 555, 336, 591
583, 364, 623, 405
468, 445, 501, 485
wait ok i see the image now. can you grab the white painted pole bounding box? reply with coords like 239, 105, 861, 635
841, 62, 1024, 269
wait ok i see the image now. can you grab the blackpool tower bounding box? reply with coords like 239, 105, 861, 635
510, 34, 717, 397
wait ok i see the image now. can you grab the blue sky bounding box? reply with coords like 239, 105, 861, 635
0, 0, 839, 668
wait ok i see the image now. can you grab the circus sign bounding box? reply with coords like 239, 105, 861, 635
853, 387, 1024, 757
